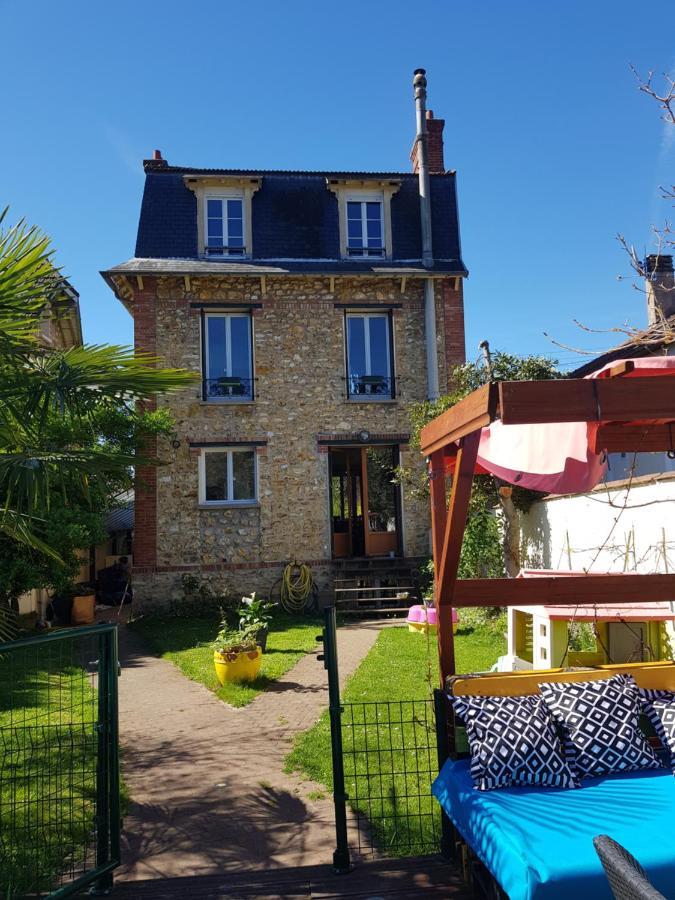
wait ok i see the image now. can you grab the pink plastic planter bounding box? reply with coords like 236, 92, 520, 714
406, 604, 458, 634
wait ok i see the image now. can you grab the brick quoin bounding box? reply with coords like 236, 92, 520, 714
133, 283, 158, 568
440, 277, 466, 387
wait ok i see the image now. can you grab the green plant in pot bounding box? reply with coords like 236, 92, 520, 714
212, 623, 262, 684
238, 592, 275, 651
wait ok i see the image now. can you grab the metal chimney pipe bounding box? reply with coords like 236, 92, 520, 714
413, 68, 440, 400
414, 69, 434, 269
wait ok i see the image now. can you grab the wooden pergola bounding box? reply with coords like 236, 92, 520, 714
420, 368, 675, 687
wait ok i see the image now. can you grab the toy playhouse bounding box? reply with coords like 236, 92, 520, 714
500, 569, 675, 671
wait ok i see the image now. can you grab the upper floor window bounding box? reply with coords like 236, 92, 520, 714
205, 194, 245, 257
199, 447, 257, 505
202, 312, 253, 401
327, 179, 400, 261
184, 176, 260, 259
345, 312, 394, 400
346, 197, 384, 257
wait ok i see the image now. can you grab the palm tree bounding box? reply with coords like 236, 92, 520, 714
0, 208, 196, 639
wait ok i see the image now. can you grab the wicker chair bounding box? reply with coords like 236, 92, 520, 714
593, 835, 667, 900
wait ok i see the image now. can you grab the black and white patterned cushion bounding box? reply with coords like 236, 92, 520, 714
639, 689, 675, 772
451, 693, 578, 791
539, 674, 663, 778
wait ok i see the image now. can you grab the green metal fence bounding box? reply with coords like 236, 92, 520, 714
0, 624, 120, 898
322, 605, 448, 870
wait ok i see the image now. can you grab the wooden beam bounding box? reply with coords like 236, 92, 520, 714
135, 275, 144, 290
400, 275, 407, 294
329, 275, 335, 293
428, 450, 448, 589
429, 450, 451, 684
591, 422, 675, 454
420, 383, 497, 455
452, 573, 675, 608
184, 275, 191, 292
437, 432, 480, 605
498, 376, 675, 426
433, 432, 480, 685
600, 360, 635, 379
260, 275, 267, 296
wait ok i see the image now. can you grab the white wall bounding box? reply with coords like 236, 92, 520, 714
522, 473, 675, 574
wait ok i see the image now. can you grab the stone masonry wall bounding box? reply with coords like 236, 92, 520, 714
131, 274, 465, 609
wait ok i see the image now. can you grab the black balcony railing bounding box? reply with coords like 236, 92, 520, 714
346, 246, 385, 257
203, 376, 254, 400
347, 374, 394, 399
204, 245, 246, 257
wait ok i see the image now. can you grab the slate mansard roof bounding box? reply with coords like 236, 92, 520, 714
114, 164, 466, 277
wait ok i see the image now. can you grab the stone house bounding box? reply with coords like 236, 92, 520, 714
102, 73, 468, 608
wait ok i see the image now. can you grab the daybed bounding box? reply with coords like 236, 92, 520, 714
432, 662, 675, 900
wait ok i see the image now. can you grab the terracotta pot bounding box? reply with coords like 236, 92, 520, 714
71, 594, 95, 625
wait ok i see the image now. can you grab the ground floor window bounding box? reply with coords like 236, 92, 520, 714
199, 448, 257, 505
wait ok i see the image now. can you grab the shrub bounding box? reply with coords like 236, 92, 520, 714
166, 574, 239, 622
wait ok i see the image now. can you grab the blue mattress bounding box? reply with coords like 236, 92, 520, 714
433, 758, 675, 900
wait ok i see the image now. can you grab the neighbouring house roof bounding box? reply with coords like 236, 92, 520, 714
570, 315, 675, 377
105, 495, 133, 534
129, 167, 466, 272
40, 275, 83, 349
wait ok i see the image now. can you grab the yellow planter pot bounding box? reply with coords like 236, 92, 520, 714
213, 647, 262, 685
407, 621, 459, 635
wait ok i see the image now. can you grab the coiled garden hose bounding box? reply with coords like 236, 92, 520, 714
279, 560, 315, 613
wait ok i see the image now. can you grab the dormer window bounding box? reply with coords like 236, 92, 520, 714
346, 197, 384, 257
205, 195, 245, 256
327, 178, 400, 261
184, 175, 261, 259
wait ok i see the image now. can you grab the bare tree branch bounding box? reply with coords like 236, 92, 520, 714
630, 65, 675, 125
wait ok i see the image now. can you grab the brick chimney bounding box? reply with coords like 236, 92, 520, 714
410, 110, 445, 175
143, 149, 168, 171
645, 254, 675, 324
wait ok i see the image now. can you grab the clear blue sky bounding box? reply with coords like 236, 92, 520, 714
2, 0, 673, 371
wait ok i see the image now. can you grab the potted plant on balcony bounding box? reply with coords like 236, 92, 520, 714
212, 624, 262, 685
238, 592, 275, 651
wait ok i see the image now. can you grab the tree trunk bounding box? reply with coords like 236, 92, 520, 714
497, 485, 520, 578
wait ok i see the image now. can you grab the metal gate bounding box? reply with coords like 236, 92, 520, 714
0, 623, 120, 898
321, 605, 449, 871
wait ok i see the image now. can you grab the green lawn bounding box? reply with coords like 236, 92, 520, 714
130, 611, 323, 707
0, 643, 99, 897
286, 622, 505, 855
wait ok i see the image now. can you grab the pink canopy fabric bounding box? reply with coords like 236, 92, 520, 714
465, 357, 675, 495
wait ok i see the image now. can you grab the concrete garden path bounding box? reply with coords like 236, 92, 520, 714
116, 618, 387, 881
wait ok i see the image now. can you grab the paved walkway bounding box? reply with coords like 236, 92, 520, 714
116, 619, 387, 881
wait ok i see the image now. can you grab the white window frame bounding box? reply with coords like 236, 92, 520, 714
185, 176, 260, 259
345, 193, 385, 258
326, 179, 400, 261
204, 191, 246, 257
345, 312, 393, 400
202, 312, 254, 402
198, 447, 258, 506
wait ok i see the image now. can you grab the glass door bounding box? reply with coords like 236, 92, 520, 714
329, 449, 365, 557
362, 446, 400, 557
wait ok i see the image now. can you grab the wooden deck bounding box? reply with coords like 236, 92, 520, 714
107, 856, 472, 898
